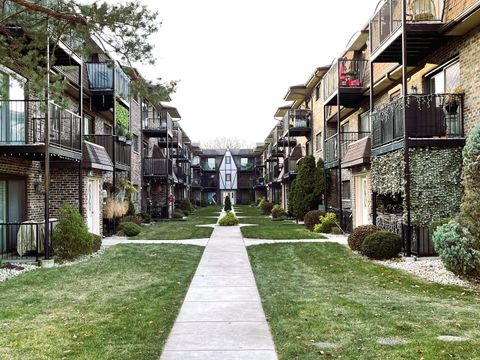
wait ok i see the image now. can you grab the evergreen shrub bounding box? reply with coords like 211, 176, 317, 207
361, 231, 402, 260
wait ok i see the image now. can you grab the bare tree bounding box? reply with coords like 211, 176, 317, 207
201, 137, 255, 149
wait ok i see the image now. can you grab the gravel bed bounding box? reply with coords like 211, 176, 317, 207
0, 263, 38, 282
377, 257, 479, 289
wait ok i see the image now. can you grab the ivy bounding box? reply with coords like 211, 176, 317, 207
371, 150, 405, 196
116, 101, 129, 130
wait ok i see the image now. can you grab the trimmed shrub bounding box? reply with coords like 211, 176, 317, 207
313, 213, 339, 234
432, 220, 480, 277
224, 195, 232, 212
429, 219, 452, 235
304, 210, 325, 231
361, 231, 402, 260
172, 209, 185, 219
348, 225, 382, 252
218, 211, 239, 226
119, 215, 143, 226
200, 199, 208, 207
271, 204, 286, 219
53, 204, 92, 260
261, 201, 274, 215
138, 212, 151, 224
179, 199, 194, 213
119, 221, 142, 236
258, 197, 266, 208
91, 233, 102, 252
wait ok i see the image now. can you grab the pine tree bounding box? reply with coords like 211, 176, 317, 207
224, 195, 232, 212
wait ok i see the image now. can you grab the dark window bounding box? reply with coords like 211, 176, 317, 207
226, 156, 231, 164
315, 85, 320, 101
133, 134, 139, 152
342, 180, 351, 200
359, 111, 370, 138
143, 141, 149, 157
84, 114, 94, 135
316, 132, 322, 152
428, 59, 460, 94
103, 123, 112, 135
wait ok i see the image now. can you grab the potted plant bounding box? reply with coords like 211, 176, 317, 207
444, 86, 464, 115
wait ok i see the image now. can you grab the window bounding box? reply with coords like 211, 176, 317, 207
316, 132, 322, 152
428, 59, 460, 94
341, 121, 350, 149
342, 180, 351, 200
84, 114, 94, 135
225, 156, 231, 164
359, 111, 370, 138
103, 123, 112, 135
306, 140, 312, 156
132, 185, 139, 202
240, 157, 251, 170
315, 85, 320, 101
207, 158, 215, 170
132, 134, 139, 152
226, 174, 231, 182
143, 141, 149, 157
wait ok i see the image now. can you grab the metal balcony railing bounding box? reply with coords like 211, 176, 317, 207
282, 109, 311, 135
370, 0, 444, 54
371, 94, 463, 148
86, 62, 130, 101
325, 132, 371, 164
87, 135, 131, 168
0, 100, 81, 151
142, 108, 172, 133
143, 158, 172, 177
324, 59, 368, 101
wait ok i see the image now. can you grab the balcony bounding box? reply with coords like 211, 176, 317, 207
324, 59, 368, 107
254, 177, 267, 188
200, 162, 216, 172
324, 132, 371, 168
143, 158, 172, 180
277, 137, 297, 147
86, 135, 131, 171
266, 165, 280, 185
158, 129, 181, 148
0, 100, 82, 160
174, 166, 186, 184
86, 62, 130, 106
371, 94, 464, 153
172, 148, 190, 162
142, 109, 173, 138
283, 158, 300, 179
282, 109, 311, 137
370, 0, 445, 63
201, 176, 218, 189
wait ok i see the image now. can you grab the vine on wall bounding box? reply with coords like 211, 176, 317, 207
371, 150, 405, 196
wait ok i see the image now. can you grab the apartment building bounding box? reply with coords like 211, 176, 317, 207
261, 0, 480, 256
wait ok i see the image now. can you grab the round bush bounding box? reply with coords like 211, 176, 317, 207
432, 220, 480, 277
139, 212, 151, 224
361, 231, 402, 260
303, 210, 325, 231
348, 225, 383, 252
91, 233, 102, 252
53, 204, 93, 260
218, 211, 239, 226
271, 204, 286, 219
313, 213, 338, 233
261, 201, 274, 215
179, 199, 194, 213
172, 209, 185, 219
119, 221, 142, 236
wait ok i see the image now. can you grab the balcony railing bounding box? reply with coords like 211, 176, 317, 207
144, 158, 172, 177
284, 158, 299, 174
0, 100, 81, 151
86, 62, 130, 101
142, 109, 172, 134
371, 94, 463, 148
323, 59, 368, 101
370, 0, 444, 54
87, 135, 131, 169
325, 132, 371, 164
282, 109, 311, 136
175, 166, 186, 182
201, 177, 218, 188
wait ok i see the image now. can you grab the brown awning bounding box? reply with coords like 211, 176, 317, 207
83, 141, 113, 171
290, 145, 303, 160
341, 137, 371, 168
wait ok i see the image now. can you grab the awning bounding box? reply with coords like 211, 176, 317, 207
83, 141, 113, 171
341, 137, 371, 168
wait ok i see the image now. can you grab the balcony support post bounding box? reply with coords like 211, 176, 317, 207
79, 58, 84, 217
44, 36, 51, 260
402, 0, 412, 257
370, 29, 375, 226
112, 61, 117, 232
337, 60, 343, 230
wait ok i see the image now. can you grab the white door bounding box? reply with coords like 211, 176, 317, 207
361, 177, 369, 225
87, 179, 100, 235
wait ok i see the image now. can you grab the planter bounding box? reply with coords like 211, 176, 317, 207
117, 136, 126, 142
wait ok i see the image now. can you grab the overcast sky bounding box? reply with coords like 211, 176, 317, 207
137, 0, 380, 147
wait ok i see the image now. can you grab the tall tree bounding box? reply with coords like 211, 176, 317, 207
288, 156, 323, 220
201, 137, 255, 149
0, 0, 176, 102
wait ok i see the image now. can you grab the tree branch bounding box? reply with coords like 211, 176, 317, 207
10, 0, 87, 25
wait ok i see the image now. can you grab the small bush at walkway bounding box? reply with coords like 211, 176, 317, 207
119, 222, 142, 236
361, 231, 402, 260
271, 204, 286, 219
313, 213, 339, 234
261, 201, 274, 215
172, 209, 185, 219
91, 233, 102, 252
304, 210, 325, 231
219, 211, 239, 226
348, 225, 382, 252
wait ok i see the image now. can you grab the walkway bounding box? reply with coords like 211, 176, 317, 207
160, 225, 277, 360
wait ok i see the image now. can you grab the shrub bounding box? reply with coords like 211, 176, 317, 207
91, 233, 102, 252
119, 215, 143, 226
331, 227, 343, 235
313, 213, 339, 233
304, 210, 325, 231
53, 204, 92, 260
179, 199, 194, 213
172, 209, 185, 219
361, 231, 402, 260
138, 212, 151, 224
348, 225, 383, 252
261, 201, 274, 215
271, 204, 286, 219
119, 221, 142, 236
200, 199, 208, 207
218, 211, 239, 226
224, 195, 232, 211
258, 197, 266, 208
432, 220, 480, 277
127, 200, 136, 216
429, 218, 452, 236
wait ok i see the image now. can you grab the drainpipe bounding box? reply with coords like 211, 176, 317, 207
79, 56, 84, 217
44, 36, 51, 260
337, 59, 343, 230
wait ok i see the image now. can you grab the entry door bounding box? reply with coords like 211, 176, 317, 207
361, 177, 369, 225
354, 175, 369, 227
0, 179, 26, 252
87, 179, 100, 235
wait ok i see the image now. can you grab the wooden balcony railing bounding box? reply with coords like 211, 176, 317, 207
143, 158, 172, 177
0, 100, 81, 151
371, 94, 463, 148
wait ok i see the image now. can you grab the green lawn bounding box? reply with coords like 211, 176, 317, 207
235, 205, 326, 240
0, 244, 203, 360
248, 243, 480, 359
131, 205, 221, 240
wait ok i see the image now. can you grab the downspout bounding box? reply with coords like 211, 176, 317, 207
44, 36, 51, 260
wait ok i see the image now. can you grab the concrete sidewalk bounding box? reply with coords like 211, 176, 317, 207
160, 225, 277, 360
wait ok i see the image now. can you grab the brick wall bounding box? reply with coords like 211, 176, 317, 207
130, 97, 142, 213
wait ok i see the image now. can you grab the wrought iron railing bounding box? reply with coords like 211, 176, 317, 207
0, 220, 57, 260
324, 59, 368, 100
370, 0, 444, 54
142, 108, 172, 133
325, 134, 339, 164
0, 100, 81, 150
86, 62, 130, 101
143, 157, 171, 177
282, 109, 311, 135
371, 94, 463, 148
